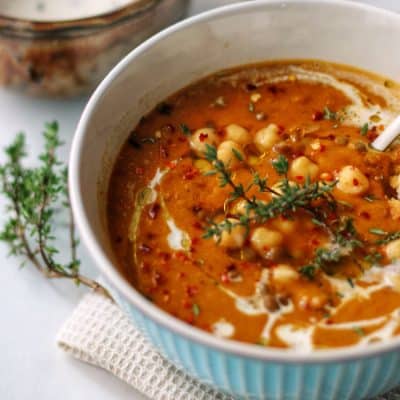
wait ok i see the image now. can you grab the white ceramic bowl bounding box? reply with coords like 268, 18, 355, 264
70, 1, 400, 398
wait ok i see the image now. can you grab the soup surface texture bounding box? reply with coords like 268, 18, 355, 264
108, 61, 400, 351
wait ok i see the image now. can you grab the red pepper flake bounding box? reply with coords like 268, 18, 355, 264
135, 167, 144, 175
177, 272, 186, 279
193, 221, 203, 230
311, 238, 320, 246
175, 251, 189, 262
148, 203, 160, 219
353, 178, 359, 186
183, 167, 199, 180
295, 175, 304, 182
220, 273, 230, 284
312, 111, 323, 121
360, 211, 371, 220
199, 133, 209, 142
186, 285, 198, 297
191, 237, 200, 245
182, 299, 192, 309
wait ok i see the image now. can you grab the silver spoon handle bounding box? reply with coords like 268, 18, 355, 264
371, 115, 400, 151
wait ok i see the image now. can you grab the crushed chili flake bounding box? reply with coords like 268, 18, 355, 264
220, 273, 230, 284
193, 221, 203, 230
312, 111, 323, 121
135, 167, 144, 175
174, 251, 189, 262
199, 133, 209, 142
183, 167, 199, 180
311, 238, 320, 246
360, 211, 371, 219
353, 178, 359, 186
186, 285, 199, 297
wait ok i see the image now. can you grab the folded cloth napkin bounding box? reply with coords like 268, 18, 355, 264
57, 292, 399, 400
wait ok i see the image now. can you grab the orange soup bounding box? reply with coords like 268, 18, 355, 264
108, 60, 400, 350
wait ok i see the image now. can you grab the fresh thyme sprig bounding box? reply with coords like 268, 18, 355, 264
300, 217, 363, 279
203, 145, 336, 243
204, 144, 254, 205
0, 123, 110, 298
367, 228, 400, 245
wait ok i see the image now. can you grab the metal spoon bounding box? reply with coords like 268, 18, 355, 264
371, 115, 400, 151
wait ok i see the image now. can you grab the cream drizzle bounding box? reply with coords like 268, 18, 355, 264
265, 66, 397, 128
130, 166, 191, 253
212, 319, 235, 339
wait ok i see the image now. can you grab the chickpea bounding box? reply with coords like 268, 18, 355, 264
386, 239, 400, 260
289, 156, 319, 182
254, 124, 280, 153
232, 199, 266, 218
225, 124, 252, 145
217, 140, 245, 168
190, 127, 219, 157
272, 264, 299, 284
298, 294, 328, 311
232, 199, 248, 215
217, 218, 246, 249
390, 174, 400, 197
272, 216, 297, 234
388, 199, 400, 220
336, 165, 369, 195
250, 227, 283, 258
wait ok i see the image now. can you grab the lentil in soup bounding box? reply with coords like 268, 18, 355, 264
108, 60, 400, 351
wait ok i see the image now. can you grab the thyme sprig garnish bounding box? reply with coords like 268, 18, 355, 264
374, 231, 400, 245
201, 145, 382, 279
202, 145, 336, 244
300, 217, 363, 278
0, 123, 110, 298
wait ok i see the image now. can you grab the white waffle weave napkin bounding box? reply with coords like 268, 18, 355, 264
57, 292, 399, 400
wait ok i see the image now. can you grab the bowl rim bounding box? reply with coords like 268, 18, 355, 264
70, 0, 400, 363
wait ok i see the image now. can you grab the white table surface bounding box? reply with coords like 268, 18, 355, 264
0, 1, 399, 399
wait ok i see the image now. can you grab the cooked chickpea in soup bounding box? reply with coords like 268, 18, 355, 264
108, 60, 400, 351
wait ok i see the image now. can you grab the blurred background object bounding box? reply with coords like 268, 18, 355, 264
0, 0, 189, 97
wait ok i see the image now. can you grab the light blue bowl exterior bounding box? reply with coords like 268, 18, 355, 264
111, 289, 400, 400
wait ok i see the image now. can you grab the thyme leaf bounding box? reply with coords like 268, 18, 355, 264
272, 154, 289, 175
0, 123, 110, 298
